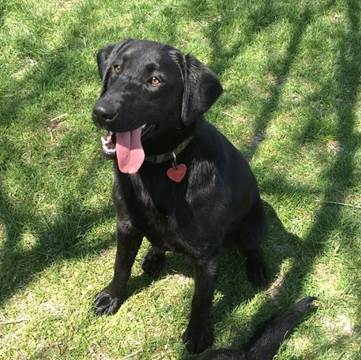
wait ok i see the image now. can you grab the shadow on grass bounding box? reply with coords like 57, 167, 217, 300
0, 1, 119, 306
175, 1, 336, 162
208, 0, 360, 356
0, 1, 97, 128
0, 2, 118, 307
0, 1, 360, 359
0, 155, 115, 307
245, 6, 311, 160
0, 5, 5, 29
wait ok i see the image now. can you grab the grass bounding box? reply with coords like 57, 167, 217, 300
0, 0, 360, 358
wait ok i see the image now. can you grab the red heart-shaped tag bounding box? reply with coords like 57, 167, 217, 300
166, 163, 187, 183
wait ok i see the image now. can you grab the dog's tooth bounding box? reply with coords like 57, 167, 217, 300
105, 148, 116, 155
102, 139, 116, 155
102, 141, 109, 150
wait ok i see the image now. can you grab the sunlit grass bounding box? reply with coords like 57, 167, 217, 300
0, 0, 360, 359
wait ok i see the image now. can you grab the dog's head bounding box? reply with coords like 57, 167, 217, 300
92, 39, 222, 174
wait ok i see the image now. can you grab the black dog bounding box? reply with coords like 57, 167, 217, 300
92, 39, 267, 354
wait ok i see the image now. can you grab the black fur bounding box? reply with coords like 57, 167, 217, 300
201, 297, 317, 360
92, 39, 268, 354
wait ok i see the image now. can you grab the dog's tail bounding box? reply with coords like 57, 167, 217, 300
245, 296, 317, 360
202, 296, 317, 360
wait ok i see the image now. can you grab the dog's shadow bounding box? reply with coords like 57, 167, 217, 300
123, 201, 303, 356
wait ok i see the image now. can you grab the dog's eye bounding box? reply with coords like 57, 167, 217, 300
148, 76, 161, 86
113, 65, 122, 74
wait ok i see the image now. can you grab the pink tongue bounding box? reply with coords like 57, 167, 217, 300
115, 127, 145, 174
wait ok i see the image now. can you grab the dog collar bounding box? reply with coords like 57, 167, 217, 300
145, 136, 193, 164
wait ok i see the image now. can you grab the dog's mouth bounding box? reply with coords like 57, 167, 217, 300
101, 124, 155, 174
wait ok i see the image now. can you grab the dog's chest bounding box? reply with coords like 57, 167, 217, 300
119, 173, 185, 241
116, 171, 207, 256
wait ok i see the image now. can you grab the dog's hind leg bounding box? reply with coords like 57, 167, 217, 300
240, 199, 268, 287
141, 245, 166, 276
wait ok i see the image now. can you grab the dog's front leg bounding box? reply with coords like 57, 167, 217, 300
182, 256, 218, 354
93, 220, 143, 316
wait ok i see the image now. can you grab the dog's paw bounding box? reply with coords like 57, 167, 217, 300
141, 250, 165, 276
246, 258, 268, 287
182, 322, 213, 354
93, 289, 123, 316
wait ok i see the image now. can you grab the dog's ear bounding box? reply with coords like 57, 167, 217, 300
181, 54, 223, 126
96, 39, 133, 91
97, 43, 117, 80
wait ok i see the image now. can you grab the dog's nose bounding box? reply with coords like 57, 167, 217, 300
93, 106, 114, 122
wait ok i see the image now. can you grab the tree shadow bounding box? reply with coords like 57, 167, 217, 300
0, 5, 5, 28
0, 2, 359, 359
211, 0, 361, 355
0, 1, 119, 307
0, 1, 97, 127
180, 0, 285, 78
0, 155, 115, 306
245, 6, 312, 160
170, 0, 333, 162
212, 200, 303, 330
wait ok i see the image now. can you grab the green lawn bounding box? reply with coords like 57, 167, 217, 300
0, 0, 360, 359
